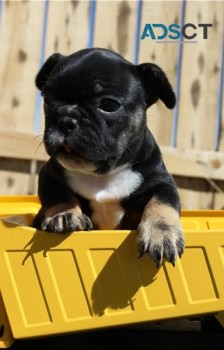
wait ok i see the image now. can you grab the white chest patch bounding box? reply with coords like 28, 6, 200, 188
65, 166, 143, 202
65, 166, 143, 229
90, 200, 124, 229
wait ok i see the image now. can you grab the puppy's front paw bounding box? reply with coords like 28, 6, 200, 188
137, 199, 184, 267
41, 210, 93, 233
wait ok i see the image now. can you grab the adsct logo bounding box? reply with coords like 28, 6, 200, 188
141, 23, 213, 43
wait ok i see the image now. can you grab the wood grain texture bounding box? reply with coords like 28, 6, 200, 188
177, 1, 224, 151
0, 158, 40, 195
213, 180, 224, 210
139, 1, 180, 146
0, 0, 45, 132
174, 177, 215, 210
1, 131, 224, 182
0, 131, 47, 161
218, 62, 224, 151
174, 1, 224, 211
45, 0, 89, 57
94, 0, 137, 62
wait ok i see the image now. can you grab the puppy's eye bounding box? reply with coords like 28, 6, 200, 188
99, 98, 120, 113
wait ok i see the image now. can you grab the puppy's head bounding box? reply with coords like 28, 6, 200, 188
36, 48, 175, 173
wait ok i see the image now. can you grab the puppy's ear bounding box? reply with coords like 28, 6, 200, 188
35, 53, 64, 91
138, 63, 176, 109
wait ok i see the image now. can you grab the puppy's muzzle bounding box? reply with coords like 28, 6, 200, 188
58, 116, 78, 137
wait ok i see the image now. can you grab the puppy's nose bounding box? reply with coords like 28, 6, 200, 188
58, 116, 78, 136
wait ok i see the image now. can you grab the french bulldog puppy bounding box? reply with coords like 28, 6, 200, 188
33, 48, 184, 267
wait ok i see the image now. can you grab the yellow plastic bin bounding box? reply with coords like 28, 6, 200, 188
0, 196, 224, 347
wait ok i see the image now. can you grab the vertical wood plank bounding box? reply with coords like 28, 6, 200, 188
0, 0, 45, 195
175, 1, 223, 210
217, 36, 224, 151
0, 0, 45, 132
139, 0, 181, 146
45, 0, 90, 57
214, 35, 224, 210
218, 90, 224, 152
94, 0, 137, 62
177, 1, 224, 151
36, 0, 90, 132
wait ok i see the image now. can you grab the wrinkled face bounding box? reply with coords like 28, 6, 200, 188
41, 51, 147, 173
37, 49, 175, 173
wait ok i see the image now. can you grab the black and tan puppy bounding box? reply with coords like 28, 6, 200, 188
33, 48, 184, 267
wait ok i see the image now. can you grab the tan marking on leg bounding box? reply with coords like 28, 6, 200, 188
141, 197, 181, 229
137, 197, 184, 267
44, 201, 82, 218
41, 198, 93, 233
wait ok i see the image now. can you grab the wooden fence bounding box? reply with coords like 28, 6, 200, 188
0, 0, 223, 210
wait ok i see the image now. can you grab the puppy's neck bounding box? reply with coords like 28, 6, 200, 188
65, 165, 143, 203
